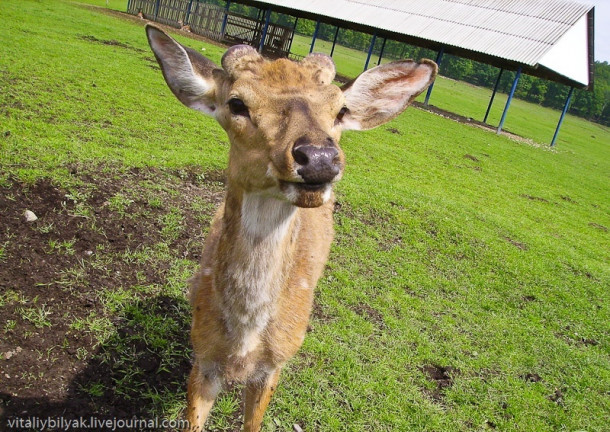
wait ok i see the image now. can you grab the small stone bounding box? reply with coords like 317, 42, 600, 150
3, 347, 22, 360
84, 250, 94, 257
24, 210, 38, 222
293, 424, 304, 432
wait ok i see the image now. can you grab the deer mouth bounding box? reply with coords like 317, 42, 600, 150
279, 181, 332, 208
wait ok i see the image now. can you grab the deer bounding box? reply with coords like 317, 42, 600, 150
145, 25, 437, 432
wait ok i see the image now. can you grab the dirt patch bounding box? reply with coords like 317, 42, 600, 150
78, 35, 145, 53
520, 295, 537, 306
310, 299, 335, 325
548, 388, 566, 404
351, 303, 386, 329
463, 154, 480, 162
0, 166, 224, 425
81, 5, 229, 50
588, 222, 608, 232
504, 237, 528, 251
421, 364, 459, 401
522, 372, 543, 383
520, 194, 550, 203
413, 102, 550, 148
560, 195, 578, 204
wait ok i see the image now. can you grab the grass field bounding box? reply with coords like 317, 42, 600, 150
1, 1, 609, 431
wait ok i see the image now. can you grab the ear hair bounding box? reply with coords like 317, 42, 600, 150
340, 59, 437, 130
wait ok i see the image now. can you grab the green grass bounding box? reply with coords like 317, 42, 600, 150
1, 1, 609, 431
290, 33, 394, 78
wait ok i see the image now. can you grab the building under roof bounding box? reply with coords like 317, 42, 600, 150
129, 0, 596, 145
236, 0, 595, 89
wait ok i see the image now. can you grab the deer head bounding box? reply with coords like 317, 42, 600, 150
146, 26, 437, 208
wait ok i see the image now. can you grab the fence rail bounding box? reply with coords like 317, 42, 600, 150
127, 0, 294, 56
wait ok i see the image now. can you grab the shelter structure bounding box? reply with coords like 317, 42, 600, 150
128, 0, 294, 57
129, 0, 596, 146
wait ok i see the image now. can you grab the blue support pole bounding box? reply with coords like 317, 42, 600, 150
220, 0, 231, 38
287, 16, 299, 56
259, 8, 271, 53
154, 0, 161, 20
330, 26, 340, 57
184, 0, 193, 25
551, 87, 574, 147
497, 67, 522, 134
424, 47, 444, 105
377, 37, 387, 66
310, 19, 320, 53
483, 68, 503, 123
364, 32, 377, 71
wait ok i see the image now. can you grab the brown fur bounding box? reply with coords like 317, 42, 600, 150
145, 25, 437, 431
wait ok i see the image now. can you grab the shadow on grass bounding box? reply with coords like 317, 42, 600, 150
0, 294, 192, 430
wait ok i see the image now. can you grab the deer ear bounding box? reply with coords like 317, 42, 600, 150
339, 59, 437, 131
146, 25, 220, 115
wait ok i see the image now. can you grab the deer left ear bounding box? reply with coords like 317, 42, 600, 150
339, 59, 437, 131
146, 25, 220, 115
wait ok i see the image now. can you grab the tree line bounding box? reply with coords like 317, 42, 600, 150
208, 1, 609, 126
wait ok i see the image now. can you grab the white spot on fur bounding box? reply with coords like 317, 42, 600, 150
241, 191, 296, 240
321, 184, 332, 203
222, 191, 297, 356
236, 330, 261, 357
283, 183, 300, 204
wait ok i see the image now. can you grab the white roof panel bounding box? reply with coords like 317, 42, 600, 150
254, 0, 594, 86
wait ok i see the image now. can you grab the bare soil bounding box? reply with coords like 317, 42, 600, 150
0, 166, 224, 428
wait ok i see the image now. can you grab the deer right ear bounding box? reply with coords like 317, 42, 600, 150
146, 25, 220, 115
339, 59, 437, 130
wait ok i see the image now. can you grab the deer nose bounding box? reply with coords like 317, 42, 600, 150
292, 139, 341, 184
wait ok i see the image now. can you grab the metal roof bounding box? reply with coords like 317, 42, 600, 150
236, 0, 595, 88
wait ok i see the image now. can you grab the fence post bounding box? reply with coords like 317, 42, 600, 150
154, 0, 161, 21
185, 0, 193, 25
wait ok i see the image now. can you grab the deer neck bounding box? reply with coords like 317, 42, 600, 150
216, 183, 298, 354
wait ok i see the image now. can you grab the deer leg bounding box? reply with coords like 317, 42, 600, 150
243, 368, 282, 432
186, 362, 222, 432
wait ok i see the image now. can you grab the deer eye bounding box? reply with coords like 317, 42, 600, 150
336, 106, 348, 122
228, 98, 249, 117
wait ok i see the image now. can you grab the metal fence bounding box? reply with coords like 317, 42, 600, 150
127, 0, 294, 56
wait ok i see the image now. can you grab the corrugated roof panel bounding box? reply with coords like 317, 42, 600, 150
252, 0, 594, 86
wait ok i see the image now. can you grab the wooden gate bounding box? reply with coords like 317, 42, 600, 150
127, 0, 294, 57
